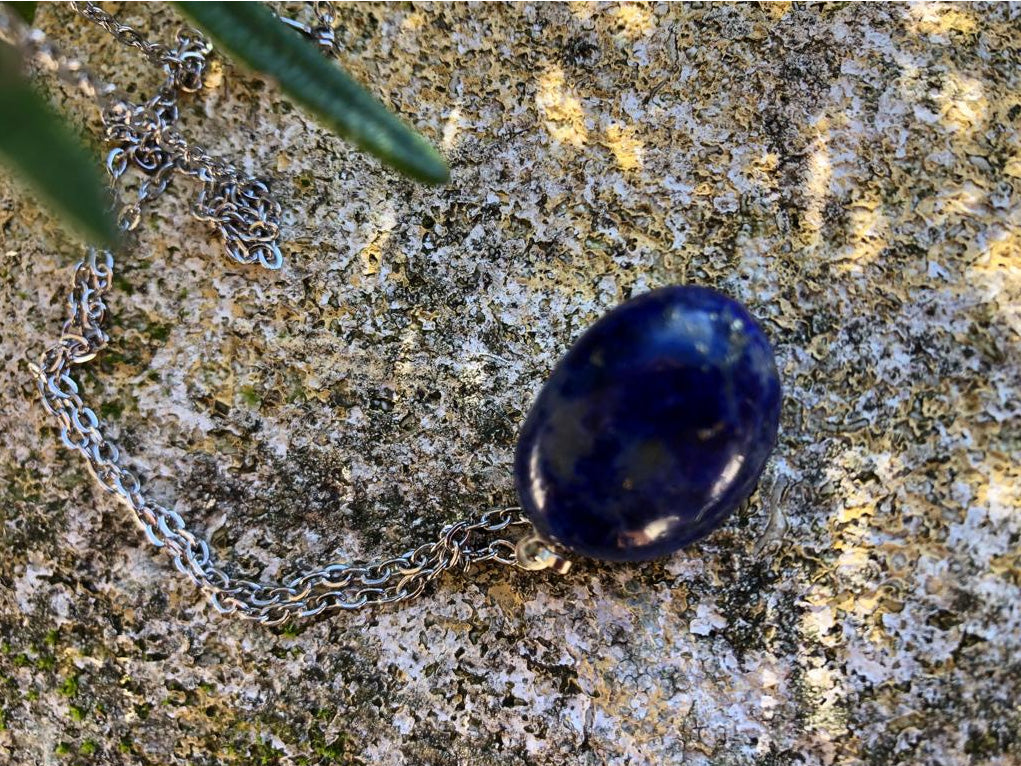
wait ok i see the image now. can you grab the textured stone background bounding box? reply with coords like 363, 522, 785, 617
1, 2, 1019, 765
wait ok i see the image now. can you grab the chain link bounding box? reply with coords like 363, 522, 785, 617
74, 0, 285, 269
69, 1, 173, 67
4, 3, 558, 623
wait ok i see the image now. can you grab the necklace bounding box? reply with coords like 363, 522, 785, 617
7, 3, 781, 625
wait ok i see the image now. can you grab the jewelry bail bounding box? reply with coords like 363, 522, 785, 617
514, 534, 573, 575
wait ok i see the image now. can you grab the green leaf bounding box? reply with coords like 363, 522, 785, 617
0, 43, 118, 247
5, 2, 36, 24
174, 1, 449, 185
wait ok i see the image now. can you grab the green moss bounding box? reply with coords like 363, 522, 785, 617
147, 322, 171, 342
314, 736, 352, 761
118, 737, 132, 754
54, 742, 71, 756
97, 348, 137, 372
35, 654, 55, 671
242, 737, 286, 765
68, 705, 85, 722
58, 674, 79, 697
239, 385, 262, 407
44, 629, 59, 647
112, 271, 135, 295
12, 653, 30, 668
200, 711, 360, 765
99, 399, 124, 419
79, 740, 98, 756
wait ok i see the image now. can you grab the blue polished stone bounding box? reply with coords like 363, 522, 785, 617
514, 286, 781, 561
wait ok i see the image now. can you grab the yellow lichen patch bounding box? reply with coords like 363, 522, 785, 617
567, 1, 597, 22
400, 9, 425, 32
833, 542, 872, 573
970, 228, 1021, 273
989, 551, 1021, 585
848, 589, 885, 617
837, 503, 874, 525
487, 582, 524, 616
972, 454, 1021, 522
907, 3, 978, 37
754, 151, 780, 175
610, 3, 656, 39
915, 181, 988, 231
838, 192, 890, 272
937, 73, 988, 135
967, 229, 1021, 337
768, 2, 792, 21
536, 66, 588, 147
203, 58, 224, 90
801, 590, 838, 640
603, 123, 644, 171
360, 237, 383, 277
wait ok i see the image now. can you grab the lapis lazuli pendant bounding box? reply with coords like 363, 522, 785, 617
514, 286, 782, 562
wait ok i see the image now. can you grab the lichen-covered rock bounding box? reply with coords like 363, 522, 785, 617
0, 3, 1018, 765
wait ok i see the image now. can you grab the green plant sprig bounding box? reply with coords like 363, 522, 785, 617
175, 2, 449, 185
0, 2, 448, 248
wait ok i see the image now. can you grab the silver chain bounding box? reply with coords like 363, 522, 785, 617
5, 3, 567, 624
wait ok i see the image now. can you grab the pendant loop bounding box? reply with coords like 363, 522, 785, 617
514, 534, 573, 574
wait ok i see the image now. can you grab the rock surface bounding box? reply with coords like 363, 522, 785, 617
0, 3, 1018, 765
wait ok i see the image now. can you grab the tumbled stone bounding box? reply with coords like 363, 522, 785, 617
515, 286, 781, 561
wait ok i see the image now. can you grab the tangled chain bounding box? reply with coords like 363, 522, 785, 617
3, 3, 557, 624
102, 88, 285, 269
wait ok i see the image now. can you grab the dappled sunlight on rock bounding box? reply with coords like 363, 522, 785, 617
536, 66, 588, 148
441, 105, 463, 151
607, 3, 656, 40
566, 1, 597, 23
906, 2, 978, 38
603, 122, 644, 171
838, 192, 890, 274
936, 72, 988, 136
800, 119, 833, 250
399, 9, 426, 33
967, 227, 1021, 339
